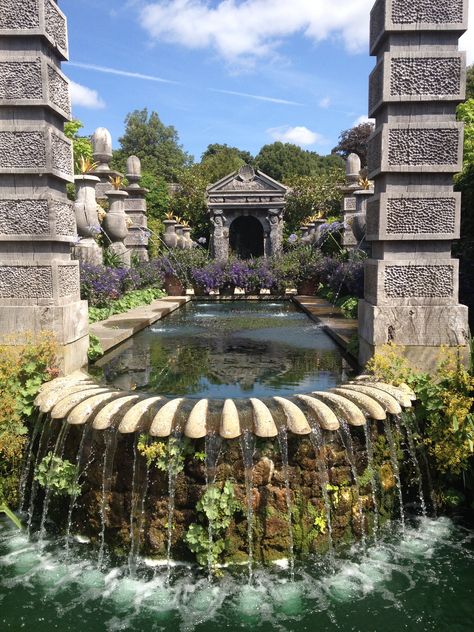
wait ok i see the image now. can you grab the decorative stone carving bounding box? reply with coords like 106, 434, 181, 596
341, 153, 364, 249
0, 265, 53, 299
163, 220, 178, 249
103, 189, 130, 267
91, 127, 122, 200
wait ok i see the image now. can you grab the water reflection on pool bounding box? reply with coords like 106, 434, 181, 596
98, 301, 353, 398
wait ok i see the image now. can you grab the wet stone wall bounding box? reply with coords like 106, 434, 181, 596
23, 419, 417, 566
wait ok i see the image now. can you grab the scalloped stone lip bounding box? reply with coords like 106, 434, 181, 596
34, 372, 415, 439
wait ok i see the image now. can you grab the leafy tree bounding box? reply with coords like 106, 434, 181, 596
284, 168, 345, 234
332, 121, 375, 167
255, 142, 342, 182
64, 120, 93, 169
466, 64, 474, 100
201, 143, 254, 166
457, 99, 474, 166
198, 146, 246, 185
112, 108, 191, 181
170, 167, 209, 240
139, 172, 171, 257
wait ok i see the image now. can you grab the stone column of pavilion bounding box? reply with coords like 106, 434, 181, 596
124, 155, 150, 262
0, 0, 89, 373
360, 0, 470, 369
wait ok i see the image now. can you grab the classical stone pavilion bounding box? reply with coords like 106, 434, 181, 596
207, 165, 288, 261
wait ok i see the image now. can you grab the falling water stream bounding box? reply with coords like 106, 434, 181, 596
402, 415, 428, 516
204, 433, 223, 578
308, 426, 334, 554
26, 416, 53, 536
97, 428, 119, 569
18, 414, 43, 513
363, 421, 379, 540
384, 417, 406, 532
277, 427, 295, 580
338, 420, 366, 549
165, 435, 183, 580
240, 431, 256, 583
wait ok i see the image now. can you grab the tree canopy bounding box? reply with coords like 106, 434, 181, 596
332, 121, 374, 167
254, 142, 342, 183
112, 108, 191, 181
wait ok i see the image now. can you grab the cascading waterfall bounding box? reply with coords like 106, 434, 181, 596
98, 427, 119, 569
277, 427, 295, 580
338, 420, 366, 548
38, 423, 71, 544
384, 417, 405, 531
240, 430, 256, 583
363, 421, 379, 540
27, 415, 53, 535
309, 426, 334, 554
402, 415, 427, 517
205, 432, 223, 578
128, 434, 146, 577
65, 426, 93, 556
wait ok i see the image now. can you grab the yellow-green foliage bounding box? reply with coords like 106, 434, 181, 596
0, 333, 58, 507
367, 344, 474, 475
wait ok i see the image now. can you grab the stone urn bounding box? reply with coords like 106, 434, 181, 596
103, 189, 130, 267
300, 225, 309, 241
92, 127, 113, 173
163, 220, 178, 249
72, 174, 103, 266
175, 224, 185, 249
306, 222, 317, 243
74, 175, 101, 238
182, 227, 193, 250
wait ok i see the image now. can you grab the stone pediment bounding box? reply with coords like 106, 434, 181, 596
207, 165, 288, 195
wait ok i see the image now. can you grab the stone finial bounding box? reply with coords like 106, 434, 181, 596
346, 153, 361, 183
92, 127, 113, 171
126, 155, 141, 188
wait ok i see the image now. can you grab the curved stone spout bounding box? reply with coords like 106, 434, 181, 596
34, 373, 414, 438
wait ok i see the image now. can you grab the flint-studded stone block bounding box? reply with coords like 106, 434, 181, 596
0, 0, 69, 60
0, 195, 76, 241
343, 196, 357, 212
124, 231, 148, 247
0, 261, 81, 304
0, 53, 71, 118
364, 259, 458, 306
370, 0, 467, 54
369, 52, 465, 116
124, 198, 146, 212
359, 299, 469, 348
366, 192, 460, 241
368, 123, 463, 177
0, 124, 73, 181
124, 213, 147, 228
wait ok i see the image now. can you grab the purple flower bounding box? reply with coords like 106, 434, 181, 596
288, 234, 298, 243
198, 237, 207, 245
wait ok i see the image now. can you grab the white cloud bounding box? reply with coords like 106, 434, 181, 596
352, 115, 375, 126
211, 88, 303, 106
319, 97, 331, 109
69, 80, 105, 109
139, 0, 374, 63
268, 126, 324, 146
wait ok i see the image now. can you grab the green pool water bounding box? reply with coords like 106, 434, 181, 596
98, 301, 352, 398
1, 516, 472, 631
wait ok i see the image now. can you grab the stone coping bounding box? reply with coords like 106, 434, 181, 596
35, 373, 416, 440
89, 296, 190, 354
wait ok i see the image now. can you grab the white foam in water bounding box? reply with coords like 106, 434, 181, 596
272, 558, 289, 569
270, 581, 304, 615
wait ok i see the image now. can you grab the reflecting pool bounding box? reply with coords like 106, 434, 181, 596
98, 301, 352, 398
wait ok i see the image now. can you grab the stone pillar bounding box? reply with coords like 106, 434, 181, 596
91, 127, 122, 201
267, 209, 284, 255
0, 0, 89, 374
210, 210, 229, 262
360, 0, 470, 369
341, 153, 363, 249
124, 156, 149, 262
103, 189, 130, 267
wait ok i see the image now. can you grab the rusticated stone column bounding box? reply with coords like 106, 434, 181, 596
360, 0, 470, 369
0, 0, 89, 373
124, 155, 149, 262
341, 153, 364, 249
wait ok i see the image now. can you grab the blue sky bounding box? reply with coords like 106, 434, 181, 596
63, 0, 474, 162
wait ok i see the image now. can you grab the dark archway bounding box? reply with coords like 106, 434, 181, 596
229, 216, 264, 259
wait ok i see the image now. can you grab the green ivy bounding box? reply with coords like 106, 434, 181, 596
34, 453, 81, 496
87, 334, 103, 362
137, 435, 198, 475
185, 481, 241, 570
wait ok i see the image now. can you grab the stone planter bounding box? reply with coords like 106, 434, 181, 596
297, 278, 319, 295
104, 189, 130, 267
175, 225, 185, 249
163, 220, 178, 249
182, 227, 193, 250
164, 273, 185, 296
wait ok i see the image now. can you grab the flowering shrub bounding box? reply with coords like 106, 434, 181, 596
192, 262, 226, 292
